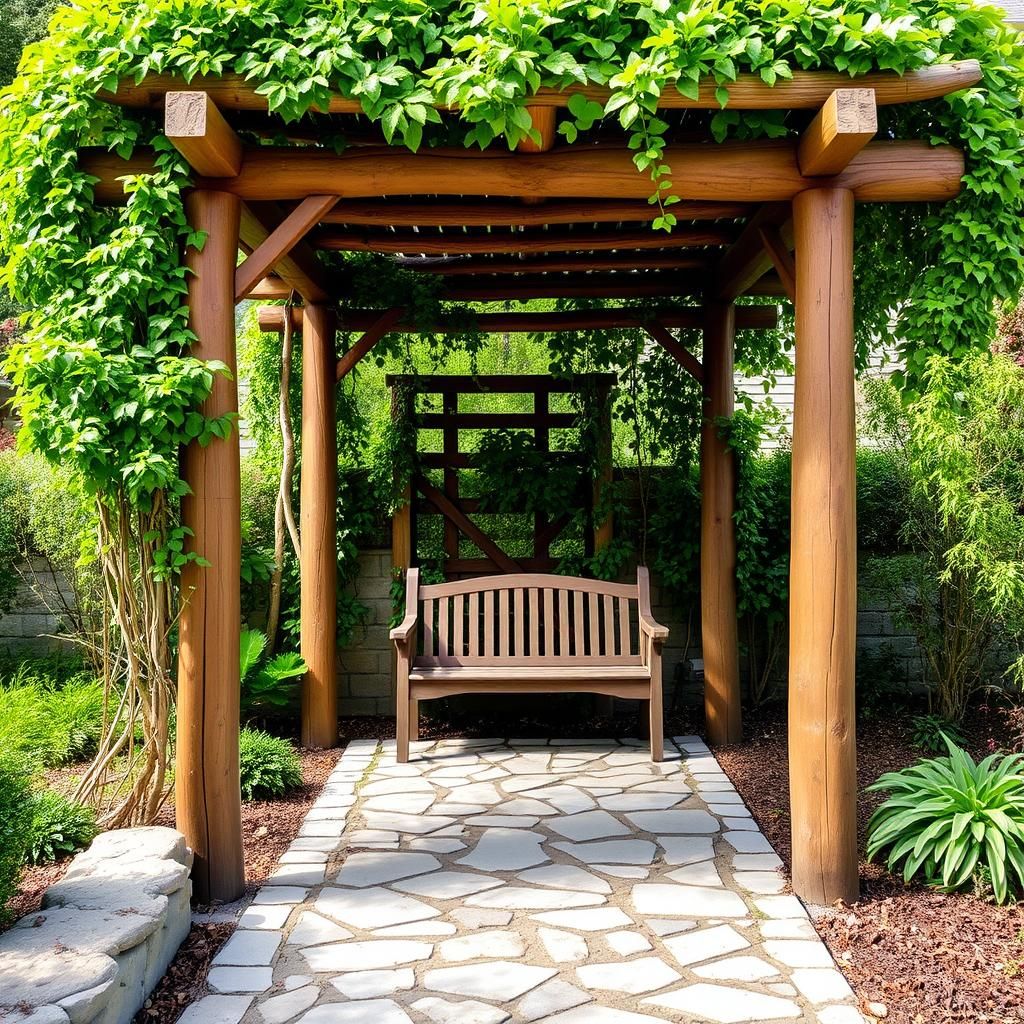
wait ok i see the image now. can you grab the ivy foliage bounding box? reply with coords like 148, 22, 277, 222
0, 0, 1018, 535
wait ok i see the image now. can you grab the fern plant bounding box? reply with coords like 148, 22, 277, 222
239, 628, 307, 716
238, 727, 302, 801
867, 737, 1024, 904
26, 790, 97, 865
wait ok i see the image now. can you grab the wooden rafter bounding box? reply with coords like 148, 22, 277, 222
260, 305, 779, 335
319, 198, 750, 228
646, 323, 704, 383
83, 141, 965, 205
401, 253, 711, 276
440, 273, 704, 302
798, 89, 877, 176
235, 195, 340, 301
757, 226, 797, 302
312, 224, 735, 255
164, 91, 242, 177
103, 62, 982, 113
715, 204, 792, 302
335, 308, 406, 382
238, 202, 332, 303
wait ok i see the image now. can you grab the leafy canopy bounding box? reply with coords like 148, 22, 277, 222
0, 0, 1020, 526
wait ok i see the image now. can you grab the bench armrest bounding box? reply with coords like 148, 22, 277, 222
637, 566, 668, 650
390, 567, 420, 648
639, 612, 669, 645
390, 614, 418, 646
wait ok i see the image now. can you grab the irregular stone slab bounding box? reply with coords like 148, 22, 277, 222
300, 940, 432, 972
759, 919, 818, 940
722, 830, 773, 854
498, 797, 557, 816
642, 983, 801, 1022
452, 783, 503, 804
666, 861, 724, 887
457, 829, 549, 871
411, 996, 509, 1024
213, 930, 281, 967
279, 850, 329, 865
553, 840, 655, 865
762, 939, 834, 968
516, 865, 611, 895
315, 887, 439, 930
708, 803, 750, 817
518, 979, 591, 1022
464, 887, 604, 911
530, 907, 633, 931
363, 793, 435, 815
538, 927, 589, 963
597, 793, 683, 811
658, 836, 715, 866
287, 912, 352, 946
423, 961, 556, 1001
693, 956, 781, 982
816, 1006, 866, 1024
755, 895, 808, 919
593, 864, 648, 879
663, 924, 749, 966
393, 871, 503, 900
267, 865, 326, 887
625, 810, 718, 834
438, 930, 525, 961
299, 999, 413, 1024
545, 810, 629, 842
632, 884, 747, 918
362, 777, 435, 796
542, 1006, 666, 1023
464, 815, 540, 828
645, 918, 697, 937
633, 779, 692, 795
207, 967, 273, 993
430, 803, 488, 816
363, 812, 455, 835
0, 947, 117, 1012
789, 967, 854, 1003
520, 785, 595, 814
334, 851, 441, 887
178, 995, 254, 1024
253, 886, 308, 905
606, 931, 652, 955
407, 838, 467, 854
504, 776, 563, 794
450, 907, 512, 929
373, 922, 458, 937
258, 985, 318, 1024
9, 905, 159, 957
577, 956, 681, 994
330, 968, 415, 998
732, 852, 783, 871
722, 817, 758, 831
733, 871, 785, 895
576, 775, 652, 790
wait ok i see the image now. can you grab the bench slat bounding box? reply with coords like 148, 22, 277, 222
529, 587, 539, 657
619, 596, 631, 657
423, 598, 434, 658
544, 588, 554, 657
588, 592, 599, 657
453, 594, 464, 658
469, 592, 479, 657
499, 589, 510, 657
514, 588, 525, 657
559, 589, 570, 657
438, 596, 449, 660
574, 591, 584, 658
484, 590, 494, 656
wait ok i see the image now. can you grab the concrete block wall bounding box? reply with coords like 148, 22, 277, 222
0, 556, 76, 656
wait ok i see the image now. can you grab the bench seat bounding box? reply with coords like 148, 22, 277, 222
392, 568, 669, 762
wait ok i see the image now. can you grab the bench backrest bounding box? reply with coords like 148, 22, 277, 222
408, 571, 646, 667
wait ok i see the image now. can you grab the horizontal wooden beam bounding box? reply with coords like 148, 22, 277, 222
646, 323, 704, 383
103, 62, 982, 114
164, 91, 242, 177
440, 273, 704, 302
238, 203, 332, 303
798, 89, 877, 176
260, 305, 779, 335
319, 198, 750, 228
387, 373, 617, 394
401, 253, 711, 276
235, 195, 339, 301
715, 204, 793, 303
82, 141, 964, 206
312, 224, 735, 256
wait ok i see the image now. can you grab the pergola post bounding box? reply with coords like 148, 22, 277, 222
700, 301, 742, 745
177, 190, 244, 904
300, 305, 339, 749
788, 187, 859, 905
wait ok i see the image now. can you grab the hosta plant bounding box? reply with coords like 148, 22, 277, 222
867, 737, 1024, 904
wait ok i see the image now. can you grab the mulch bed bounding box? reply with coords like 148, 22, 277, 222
716, 705, 1024, 1024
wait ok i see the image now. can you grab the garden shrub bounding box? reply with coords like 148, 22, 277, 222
25, 789, 97, 865
0, 752, 33, 924
910, 713, 967, 754
867, 738, 1024, 904
239, 629, 307, 718
238, 728, 302, 801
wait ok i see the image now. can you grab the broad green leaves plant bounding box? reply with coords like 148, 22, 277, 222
240, 627, 307, 715
867, 736, 1024, 904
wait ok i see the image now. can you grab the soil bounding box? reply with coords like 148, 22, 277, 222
716, 704, 1024, 1024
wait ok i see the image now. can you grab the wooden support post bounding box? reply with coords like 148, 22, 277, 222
300, 305, 339, 749
391, 387, 414, 575
177, 190, 244, 903
789, 187, 859, 906
798, 89, 877, 176
700, 301, 742, 746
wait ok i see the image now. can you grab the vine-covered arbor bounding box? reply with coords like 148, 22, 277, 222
76, 59, 987, 907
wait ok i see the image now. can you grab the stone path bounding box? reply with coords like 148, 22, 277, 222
183, 737, 865, 1024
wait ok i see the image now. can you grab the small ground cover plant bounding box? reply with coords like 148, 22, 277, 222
238, 727, 303, 801
25, 790, 97, 865
867, 736, 1024, 904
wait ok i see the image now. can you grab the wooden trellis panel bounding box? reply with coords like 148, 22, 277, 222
388, 374, 615, 579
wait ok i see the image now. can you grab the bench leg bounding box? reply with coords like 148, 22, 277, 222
649, 660, 664, 763
409, 699, 419, 742
397, 662, 410, 764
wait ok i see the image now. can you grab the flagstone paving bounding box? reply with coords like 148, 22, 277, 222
183, 737, 865, 1024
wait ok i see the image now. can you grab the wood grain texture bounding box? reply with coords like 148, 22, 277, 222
235, 195, 339, 300
788, 187, 859, 906
300, 305, 339, 749
81, 141, 965, 205
757, 225, 797, 301
105, 62, 982, 113
716, 204, 792, 302
517, 106, 558, 153
164, 91, 242, 177
700, 301, 742, 746
176, 190, 244, 904
238, 202, 331, 302
798, 89, 877, 175
403, 253, 711, 276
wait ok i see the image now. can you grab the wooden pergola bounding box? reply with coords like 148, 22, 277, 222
86, 60, 980, 906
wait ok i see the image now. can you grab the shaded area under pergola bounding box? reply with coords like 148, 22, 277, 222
85, 60, 978, 907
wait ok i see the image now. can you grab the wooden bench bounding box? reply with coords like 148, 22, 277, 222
390, 568, 669, 763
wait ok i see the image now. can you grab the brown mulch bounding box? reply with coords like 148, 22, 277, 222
716, 705, 1024, 1024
